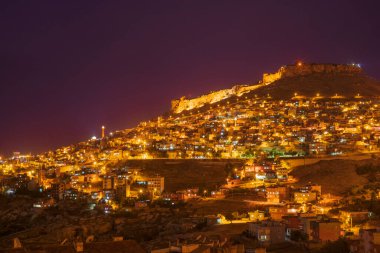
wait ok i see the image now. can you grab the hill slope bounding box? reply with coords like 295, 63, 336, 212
115, 159, 244, 192
290, 159, 371, 195
251, 72, 380, 99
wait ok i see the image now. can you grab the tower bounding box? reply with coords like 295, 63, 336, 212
101, 125, 105, 139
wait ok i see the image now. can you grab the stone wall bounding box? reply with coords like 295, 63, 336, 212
262, 68, 284, 84
281, 63, 362, 78
171, 63, 362, 113
171, 84, 263, 113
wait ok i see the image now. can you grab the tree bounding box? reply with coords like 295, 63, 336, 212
224, 212, 234, 224
232, 211, 240, 220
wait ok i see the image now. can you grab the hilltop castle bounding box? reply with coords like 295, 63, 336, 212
262, 63, 362, 84
171, 63, 362, 113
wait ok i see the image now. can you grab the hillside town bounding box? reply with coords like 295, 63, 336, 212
2, 0, 380, 250
1, 91, 380, 252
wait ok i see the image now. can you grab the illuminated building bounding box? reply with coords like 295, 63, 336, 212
102, 125, 105, 139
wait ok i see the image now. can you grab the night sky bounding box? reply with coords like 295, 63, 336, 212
1, 1, 379, 155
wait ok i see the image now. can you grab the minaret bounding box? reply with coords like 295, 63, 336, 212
101, 126, 105, 139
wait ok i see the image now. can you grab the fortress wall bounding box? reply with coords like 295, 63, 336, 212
172, 88, 233, 113
281, 64, 362, 78
235, 84, 263, 96
171, 64, 363, 113
262, 70, 283, 84
171, 84, 262, 113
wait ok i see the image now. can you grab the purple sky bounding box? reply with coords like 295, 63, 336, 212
0, 0, 379, 155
